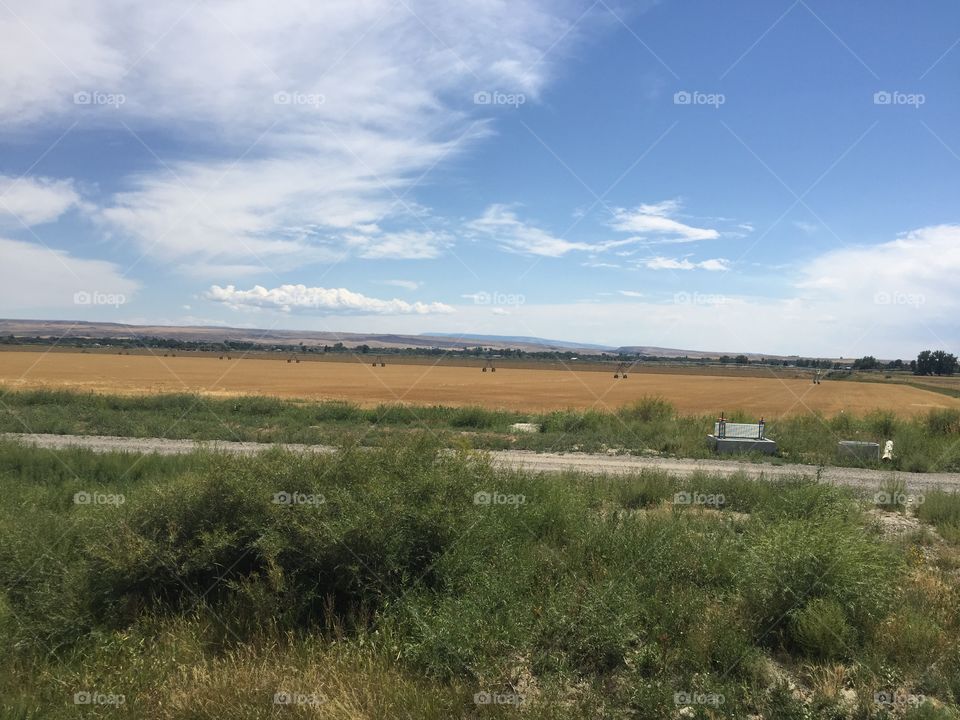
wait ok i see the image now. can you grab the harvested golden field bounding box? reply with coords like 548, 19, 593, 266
0, 350, 957, 416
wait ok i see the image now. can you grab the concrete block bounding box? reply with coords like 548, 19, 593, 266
837, 440, 880, 462
510, 422, 541, 434
707, 435, 778, 455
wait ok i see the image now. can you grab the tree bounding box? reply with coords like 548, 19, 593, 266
932, 350, 958, 376
915, 350, 958, 376
734, 355, 750, 365
853, 356, 880, 371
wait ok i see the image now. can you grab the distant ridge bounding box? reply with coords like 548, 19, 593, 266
0, 319, 602, 353
421, 333, 615, 351
0, 318, 797, 359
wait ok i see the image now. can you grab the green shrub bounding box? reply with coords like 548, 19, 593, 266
617, 396, 674, 422
926, 408, 960, 436
877, 477, 910, 515
741, 518, 897, 648
449, 406, 500, 429
789, 598, 854, 658
312, 401, 361, 422
866, 410, 898, 437
614, 471, 675, 508
916, 490, 960, 541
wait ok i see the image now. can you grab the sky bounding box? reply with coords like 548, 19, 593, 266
1, 0, 959, 358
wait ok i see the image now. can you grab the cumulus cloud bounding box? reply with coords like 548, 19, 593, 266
0, 175, 83, 227
610, 200, 720, 243
205, 284, 455, 315
641, 256, 730, 271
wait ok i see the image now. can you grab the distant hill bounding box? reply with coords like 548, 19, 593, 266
615, 346, 797, 361
0, 319, 799, 359
421, 333, 615, 351
0, 319, 605, 353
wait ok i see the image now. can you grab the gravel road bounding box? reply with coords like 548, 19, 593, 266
5, 432, 959, 493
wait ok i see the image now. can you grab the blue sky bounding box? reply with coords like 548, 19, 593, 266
1, 0, 958, 357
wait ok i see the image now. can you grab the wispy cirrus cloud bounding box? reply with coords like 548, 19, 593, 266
466, 204, 596, 257
380, 279, 422, 291
610, 199, 720, 243
0, 1, 601, 276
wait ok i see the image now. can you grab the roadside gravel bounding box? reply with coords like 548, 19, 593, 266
5, 432, 959, 493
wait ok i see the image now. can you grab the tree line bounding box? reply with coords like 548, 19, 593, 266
852, 350, 958, 376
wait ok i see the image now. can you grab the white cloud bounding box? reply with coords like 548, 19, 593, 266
793, 220, 819, 234
796, 225, 960, 315
205, 284, 455, 315
381, 279, 421, 291
0, 175, 82, 227
0, 1, 123, 125
182, 226, 960, 357
0, 237, 138, 309
642, 256, 730, 271
2, 1, 597, 275
636, 200, 681, 216
697, 258, 731, 271
467, 204, 595, 257
611, 200, 720, 243
352, 230, 452, 260
618, 290, 644, 297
